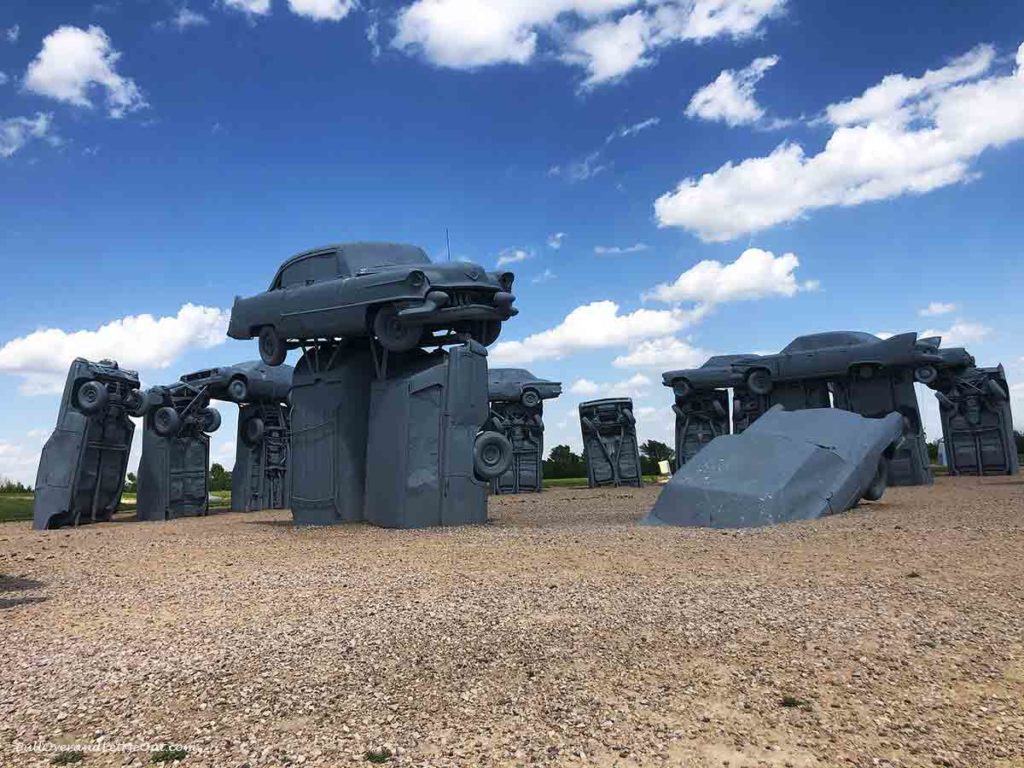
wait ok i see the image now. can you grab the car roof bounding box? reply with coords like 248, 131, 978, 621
781, 331, 880, 353
489, 368, 536, 381
272, 242, 428, 283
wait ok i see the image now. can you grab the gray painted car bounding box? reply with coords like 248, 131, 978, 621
662, 354, 763, 399
179, 360, 292, 404
487, 368, 562, 408
228, 241, 518, 364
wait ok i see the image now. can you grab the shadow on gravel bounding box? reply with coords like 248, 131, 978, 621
0, 574, 47, 609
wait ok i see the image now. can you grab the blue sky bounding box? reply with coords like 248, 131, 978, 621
1, 0, 1022, 482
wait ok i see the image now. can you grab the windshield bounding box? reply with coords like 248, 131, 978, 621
341, 242, 430, 273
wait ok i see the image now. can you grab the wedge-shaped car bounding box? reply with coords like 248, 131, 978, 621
730, 332, 944, 396
179, 360, 292, 404
228, 241, 518, 364
644, 406, 904, 529
488, 368, 562, 408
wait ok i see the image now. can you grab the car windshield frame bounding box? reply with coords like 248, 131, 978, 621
341, 245, 431, 275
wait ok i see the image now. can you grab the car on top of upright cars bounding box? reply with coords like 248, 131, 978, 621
487, 368, 562, 409
228, 242, 517, 365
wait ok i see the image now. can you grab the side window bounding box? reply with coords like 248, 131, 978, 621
306, 252, 340, 283
278, 260, 308, 289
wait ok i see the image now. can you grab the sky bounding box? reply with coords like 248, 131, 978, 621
1, 0, 1023, 483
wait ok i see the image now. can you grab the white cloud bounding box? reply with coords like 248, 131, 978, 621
0, 72, 7, 86
548, 149, 608, 182
569, 373, 652, 399
5, 25, 18, 43
612, 336, 709, 369
169, 7, 209, 29
288, 0, 357, 22
644, 248, 817, 303
0, 431, 48, 486
606, 116, 659, 142
685, 54, 778, 127
547, 232, 566, 249
594, 242, 647, 254
532, 268, 557, 283
392, 0, 785, 87
24, 26, 146, 118
656, 40, 1024, 241
0, 304, 230, 394
569, 378, 601, 396
0, 113, 57, 158
224, 0, 272, 15
496, 248, 530, 267
918, 301, 957, 317
489, 300, 706, 365
920, 319, 991, 347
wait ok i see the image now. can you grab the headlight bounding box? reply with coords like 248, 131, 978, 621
408, 270, 427, 288
498, 271, 514, 290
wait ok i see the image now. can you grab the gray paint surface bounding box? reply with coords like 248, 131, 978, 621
365, 341, 509, 527
289, 342, 375, 525
672, 390, 728, 467
579, 398, 642, 488
487, 368, 561, 494
33, 358, 141, 530
936, 364, 1018, 475
645, 406, 903, 529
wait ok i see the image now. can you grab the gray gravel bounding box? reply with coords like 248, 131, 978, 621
1, 476, 1023, 767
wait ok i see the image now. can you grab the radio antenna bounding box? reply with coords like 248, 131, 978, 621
446, 228, 452, 262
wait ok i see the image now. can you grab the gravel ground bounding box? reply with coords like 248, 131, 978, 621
1, 476, 1022, 768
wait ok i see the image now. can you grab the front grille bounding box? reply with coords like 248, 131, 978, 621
448, 290, 493, 307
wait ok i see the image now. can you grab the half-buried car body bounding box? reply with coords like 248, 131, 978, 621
645, 406, 905, 529
228, 242, 518, 364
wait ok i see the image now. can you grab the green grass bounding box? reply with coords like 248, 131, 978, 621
364, 747, 393, 764
1, 492, 230, 524
542, 475, 661, 489
51, 751, 85, 765
150, 745, 187, 763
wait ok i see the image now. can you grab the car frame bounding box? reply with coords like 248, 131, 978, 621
227, 241, 518, 364
179, 360, 292, 405
487, 368, 562, 408
662, 354, 764, 399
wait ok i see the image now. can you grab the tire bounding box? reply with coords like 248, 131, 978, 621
521, 388, 541, 409
621, 408, 636, 426
76, 380, 108, 414
228, 377, 248, 402
914, 365, 938, 385
473, 431, 513, 480
987, 379, 1009, 401
372, 305, 422, 353
200, 407, 221, 433
746, 368, 773, 396
243, 417, 265, 446
153, 406, 181, 437
258, 326, 287, 367
861, 457, 889, 502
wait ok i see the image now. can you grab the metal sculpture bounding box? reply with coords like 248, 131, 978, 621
33, 358, 144, 530
645, 406, 904, 529
486, 368, 562, 494
934, 361, 1017, 475
579, 398, 643, 488
227, 241, 517, 363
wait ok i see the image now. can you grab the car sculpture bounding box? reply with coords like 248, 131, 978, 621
228, 241, 518, 364
728, 332, 944, 396
662, 354, 764, 399
487, 368, 562, 409
179, 360, 292, 405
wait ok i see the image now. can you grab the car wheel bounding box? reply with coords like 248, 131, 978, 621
473, 431, 513, 480
123, 388, 146, 417
200, 407, 222, 433
621, 408, 636, 426
243, 417, 265, 446
913, 365, 938, 385
258, 326, 287, 367
76, 380, 108, 414
521, 388, 541, 408
153, 406, 181, 437
987, 379, 1009, 401
861, 456, 889, 502
228, 376, 249, 402
373, 305, 423, 353
746, 368, 773, 396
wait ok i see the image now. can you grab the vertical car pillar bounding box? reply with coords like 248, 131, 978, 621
488, 402, 545, 494
936, 364, 1017, 476
579, 398, 643, 488
232, 401, 291, 512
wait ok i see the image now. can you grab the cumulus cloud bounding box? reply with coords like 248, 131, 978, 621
644, 248, 817, 303
918, 301, 957, 317
223, 0, 272, 14
612, 336, 709, 369
920, 319, 991, 347
656, 40, 1024, 241
685, 54, 778, 127
0, 72, 8, 86
496, 248, 530, 267
393, 0, 785, 87
24, 26, 146, 118
547, 232, 566, 249
288, 0, 357, 21
168, 7, 209, 29
569, 378, 601, 396
570, 373, 652, 398
489, 300, 706, 365
5, 25, 18, 43
0, 304, 230, 394
594, 242, 648, 254
0, 431, 49, 486
0, 113, 57, 158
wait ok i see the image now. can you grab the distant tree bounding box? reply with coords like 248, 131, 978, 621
209, 463, 232, 492
543, 444, 586, 479
926, 441, 939, 462
0, 476, 31, 494
640, 439, 674, 475
1015, 430, 1024, 457
124, 472, 137, 493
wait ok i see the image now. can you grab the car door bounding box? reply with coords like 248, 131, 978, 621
293, 251, 353, 337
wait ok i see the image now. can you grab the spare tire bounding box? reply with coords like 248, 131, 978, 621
473, 431, 513, 480
153, 406, 181, 437
243, 416, 265, 446
861, 457, 889, 502
746, 368, 773, 396
76, 380, 108, 415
